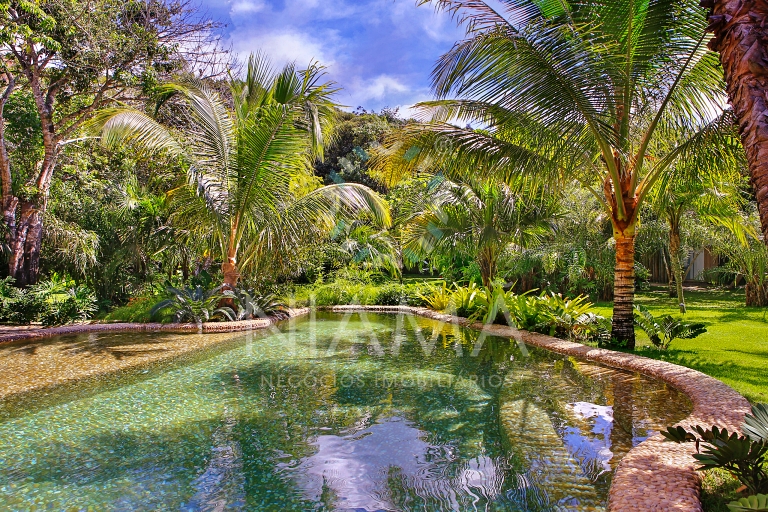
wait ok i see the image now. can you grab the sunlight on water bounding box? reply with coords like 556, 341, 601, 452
0, 312, 691, 511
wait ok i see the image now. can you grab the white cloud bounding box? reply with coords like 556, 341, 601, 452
229, 29, 336, 68
355, 75, 409, 101
230, 0, 266, 14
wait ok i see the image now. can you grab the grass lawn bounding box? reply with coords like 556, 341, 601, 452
593, 287, 768, 404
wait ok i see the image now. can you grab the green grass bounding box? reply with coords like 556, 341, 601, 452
101, 296, 156, 323
593, 287, 768, 404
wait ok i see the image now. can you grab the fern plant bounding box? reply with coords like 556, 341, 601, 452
633, 305, 707, 350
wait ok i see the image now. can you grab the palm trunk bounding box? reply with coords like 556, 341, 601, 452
222, 256, 239, 291
478, 248, 497, 289
706, 1, 768, 244
612, 231, 637, 349
746, 281, 768, 307
668, 220, 686, 313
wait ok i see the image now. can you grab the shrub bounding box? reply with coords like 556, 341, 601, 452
633, 305, 707, 350
662, 403, 768, 497
0, 276, 97, 326
151, 285, 231, 327
419, 282, 453, 311
222, 289, 288, 320
0, 277, 43, 324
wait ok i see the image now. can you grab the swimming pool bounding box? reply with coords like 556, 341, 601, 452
0, 312, 690, 511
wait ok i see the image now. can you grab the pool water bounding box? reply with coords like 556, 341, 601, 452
0, 312, 690, 511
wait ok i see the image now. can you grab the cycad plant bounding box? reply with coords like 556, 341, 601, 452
94, 54, 390, 290
380, 0, 744, 347
402, 175, 556, 287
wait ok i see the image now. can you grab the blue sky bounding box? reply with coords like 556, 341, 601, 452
198, 0, 465, 117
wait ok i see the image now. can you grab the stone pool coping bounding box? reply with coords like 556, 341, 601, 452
0, 305, 751, 511
0, 308, 311, 344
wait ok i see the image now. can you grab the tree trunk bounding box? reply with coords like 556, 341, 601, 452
612, 231, 637, 349
6, 201, 45, 286
745, 280, 768, 306
478, 248, 497, 289
662, 249, 675, 298
706, 1, 768, 245
668, 223, 686, 313
222, 256, 239, 291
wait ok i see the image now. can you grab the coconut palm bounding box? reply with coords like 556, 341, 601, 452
702, 1, 768, 249
378, 0, 743, 347
402, 175, 556, 288
93, 54, 390, 290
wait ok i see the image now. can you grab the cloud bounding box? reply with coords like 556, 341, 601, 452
230, 0, 266, 14
230, 29, 337, 68
355, 75, 409, 101
207, 0, 465, 112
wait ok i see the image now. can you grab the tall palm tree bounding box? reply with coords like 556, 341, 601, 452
378, 0, 742, 347
94, 55, 390, 290
402, 176, 556, 288
703, 1, 768, 248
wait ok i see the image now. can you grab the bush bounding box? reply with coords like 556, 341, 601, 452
151, 285, 231, 327
0, 276, 97, 326
418, 282, 607, 342
633, 305, 707, 350
663, 403, 768, 499
221, 288, 288, 320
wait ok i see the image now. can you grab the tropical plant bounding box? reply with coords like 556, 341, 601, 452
728, 494, 768, 512
633, 304, 707, 350
709, 213, 768, 307
332, 221, 401, 278
379, 0, 744, 348
150, 285, 231, 327
94, 53, 390, 291
0, 275, 97, 325
401, 175, 556, 287
222, 288, 288, 320
418, 281, 453, 311
662, 403, 768, 496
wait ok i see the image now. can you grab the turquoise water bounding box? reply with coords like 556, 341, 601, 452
0, 312, 690, 511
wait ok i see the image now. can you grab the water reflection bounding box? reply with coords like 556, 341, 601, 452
0, 312, 691, 511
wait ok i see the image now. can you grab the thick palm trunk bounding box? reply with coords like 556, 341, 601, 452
612, 231, 636, 349
706, 0, 768, 243
222, 255, 239, 291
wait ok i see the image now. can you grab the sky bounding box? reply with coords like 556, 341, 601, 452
197, 0, 466, 118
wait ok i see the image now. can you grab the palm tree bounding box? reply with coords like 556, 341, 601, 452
652, 174, 748, 312
402, 175, 556, 288
378, 0, 742, 347
703, 1, 768, 249
94, 55, 390, 290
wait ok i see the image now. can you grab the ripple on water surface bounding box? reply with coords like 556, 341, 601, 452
0, 312, 691, 511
